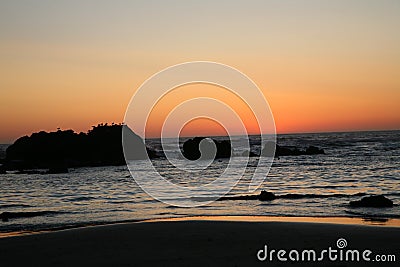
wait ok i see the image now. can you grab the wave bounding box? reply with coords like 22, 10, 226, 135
67, 196, 96, 202
217, 191, 367, 201
279, 192, 367, 199
345, 210, 400, 219
0, 211, 63, 222
0, 204, 32, 209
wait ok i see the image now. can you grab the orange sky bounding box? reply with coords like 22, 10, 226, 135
144, 84, 261, 138
0, 1, 399, 143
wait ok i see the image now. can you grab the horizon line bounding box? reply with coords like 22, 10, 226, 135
146, 128, 400, 140
1, 127, 399, 144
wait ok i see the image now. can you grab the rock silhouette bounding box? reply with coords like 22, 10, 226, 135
2, 124, 157, 172
218, 191, 277, 201
240, 150, 258, 157
182, 137, 232, 160
305, 145, 325, 155
0, 211, 60, 222
218, 191, 367, 202
47, 165, 69, 174
350, 195, 394, 208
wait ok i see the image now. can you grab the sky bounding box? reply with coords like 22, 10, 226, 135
1, 0, 399, 142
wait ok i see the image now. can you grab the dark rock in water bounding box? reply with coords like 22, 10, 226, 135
47, 167, 69, 174
123, 125, 154, 161
0, 166, 5, 174
182, 137, 205, 160
2, 124, 158, 172
218, 194, 258, 201
241, 150, 258, 157
218, 190, 277, 201
0, 211, 59, 222
260, 141, 276, 157
350, 195, 394, 208
275, 145, 301, 156
281, 192, 366, 199
182, 137, 232, 160
261, 142, 324, 157
219, 191, 370, 202
258, 190, 277, 201
46, 160, 69, 174
3, 160, 33, 170
16, 169, 46, 175
305, 146, 325, 155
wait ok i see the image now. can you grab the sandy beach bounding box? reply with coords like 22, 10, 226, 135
0, 217, 399, 267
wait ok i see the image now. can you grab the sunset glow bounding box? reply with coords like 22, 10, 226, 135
1, 1, 399, 142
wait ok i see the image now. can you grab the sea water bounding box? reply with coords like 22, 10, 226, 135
0, 130, 399, 233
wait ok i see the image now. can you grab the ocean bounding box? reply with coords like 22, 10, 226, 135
0, 130, 399, 233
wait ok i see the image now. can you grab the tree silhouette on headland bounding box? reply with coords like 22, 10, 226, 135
1, 124, 157, 172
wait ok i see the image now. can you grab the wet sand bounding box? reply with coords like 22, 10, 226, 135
0, 217, 399, 266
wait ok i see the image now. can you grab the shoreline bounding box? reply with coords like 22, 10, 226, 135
1, 214, 400, 239
0, 217, 399, 266
145, 215, 400, 227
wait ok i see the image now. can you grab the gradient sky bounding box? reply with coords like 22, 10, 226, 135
1, 0, 399, 142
